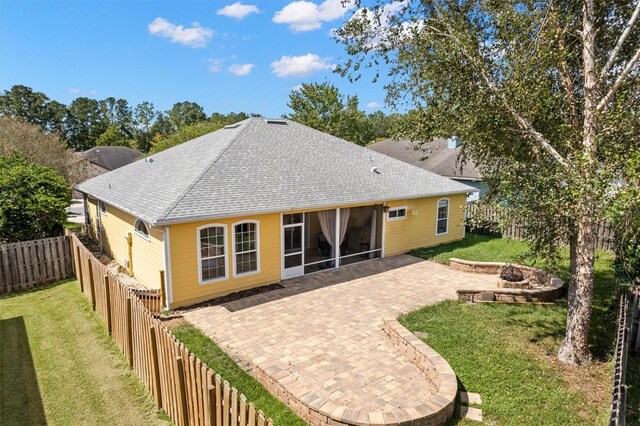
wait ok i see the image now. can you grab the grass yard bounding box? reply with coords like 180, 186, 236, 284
0, 280, 169, 426
171, 325, 307, 426
405, 233, 639, 425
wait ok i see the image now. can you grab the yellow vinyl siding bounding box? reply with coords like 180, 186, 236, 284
384, 194, 466, 256
86, 198, 164, 290
168, 213, 281, 308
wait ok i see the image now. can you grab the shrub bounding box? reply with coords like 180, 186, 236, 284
0, 155, 70, 243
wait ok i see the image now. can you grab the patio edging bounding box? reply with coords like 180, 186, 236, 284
253, 319, 457, 426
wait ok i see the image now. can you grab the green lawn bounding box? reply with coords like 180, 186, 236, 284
171, 325, 306, 426
0, 280, 169, 426
404, 233, 638, 425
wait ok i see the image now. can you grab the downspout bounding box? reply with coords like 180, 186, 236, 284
163, 226, 173, 310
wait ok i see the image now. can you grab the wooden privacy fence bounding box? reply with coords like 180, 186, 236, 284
610, 288, 631, 426
0, 235, 73, 294
465, 203, 616, 251
70, 235, 274, 426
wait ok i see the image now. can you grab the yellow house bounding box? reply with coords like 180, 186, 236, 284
77, 118, 475, 309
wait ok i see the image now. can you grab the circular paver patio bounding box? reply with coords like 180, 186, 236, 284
183, 255, 499, 422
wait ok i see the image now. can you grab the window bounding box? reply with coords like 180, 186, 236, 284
198, 225, 227, 283
134, 219, 149, 240
436, 199, 449, 235
387, 206, 407, 221
98, 200, 107, 215
233, 221, 259, 275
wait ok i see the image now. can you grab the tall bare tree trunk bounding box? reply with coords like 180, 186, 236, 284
558, 217, 596, 364
558, 0, 598, 365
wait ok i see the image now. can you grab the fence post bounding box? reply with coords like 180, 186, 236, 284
76, 246, 84, 292
160, 270, 166, 310
126, 297, 133, 368
175, 356, 189, 426
104, 275, 112, 334
149, 325, 163, 407
87, 257, 96, 310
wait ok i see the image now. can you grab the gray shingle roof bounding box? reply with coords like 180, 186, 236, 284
81, 146, 143, 171
368, 138, 483, 180
76, 118, 476, 225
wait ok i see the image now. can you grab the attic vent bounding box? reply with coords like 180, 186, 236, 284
265, 119, 287, 125
224, 124, 241, 129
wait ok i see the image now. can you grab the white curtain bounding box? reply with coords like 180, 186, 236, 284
339, 208, 350, 246
318, 208, 351, 255
318, 209, 336, 248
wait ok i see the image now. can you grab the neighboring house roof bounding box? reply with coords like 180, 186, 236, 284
81, 146, 143, 171
368, 138, 483, 181
76, 118, 476, 226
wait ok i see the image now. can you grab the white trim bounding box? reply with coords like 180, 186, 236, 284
163, 226, 173, 309
231, 220, 260, 277
196, 223, 229, 285
146, 189, 472, 226
381, 205, 386, 258
133, 219, 151, 241
281, 213, 305, 279
335, 208, 340, 267
387, 206, 407, 221
436, 198, 450, 235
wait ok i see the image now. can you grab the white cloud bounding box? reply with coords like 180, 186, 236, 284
148, 17, 213, 48
291, 84, 303, 91
273, 0, 355, 32
366, 102, 382, 109
228, 63, 255, 76
207, 59, 223, 73
270, 53, 335, 77
217, 2, 260, 20
68, 88, 96, 95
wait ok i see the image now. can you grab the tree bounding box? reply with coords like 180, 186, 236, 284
286, 82, 374, 145
167, 101, 207, 131
337, 0, 640, 364
95, 124, 131, 147
0, 85, 68, 136
67, 97, 107, 150
0, 117, 82, 184
134, 101, 156, 152
0, 155, 70, 243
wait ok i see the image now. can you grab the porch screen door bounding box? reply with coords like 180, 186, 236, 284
282, 213, 304, 279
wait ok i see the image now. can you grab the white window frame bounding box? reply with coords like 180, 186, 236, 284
133, 219, 150, 241
387, 206, 408, 221
232, 220, 260, 277
197, 224, 228, 285
98, 200, 107, 216
436, 198, 450, 235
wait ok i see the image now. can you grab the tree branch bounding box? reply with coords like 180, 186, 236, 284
597, 44, 640, 112
428, 8, 569, 167
600, 1, 640, 79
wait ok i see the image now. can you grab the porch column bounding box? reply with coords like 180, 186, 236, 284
369, 209, 377, 259
335, 208, 340, 267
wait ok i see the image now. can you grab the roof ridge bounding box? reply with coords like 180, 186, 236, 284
157, 118, 255, 221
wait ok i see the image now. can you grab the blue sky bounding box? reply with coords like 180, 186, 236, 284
0, 0, 394, 118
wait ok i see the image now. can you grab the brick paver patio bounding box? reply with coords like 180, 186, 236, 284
184, 255, 498, 417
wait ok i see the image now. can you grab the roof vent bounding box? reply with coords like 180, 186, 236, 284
265, 119, 287, 125
144, 157, 154, 163
224, 124, 241, 129
371, 167, 381, 174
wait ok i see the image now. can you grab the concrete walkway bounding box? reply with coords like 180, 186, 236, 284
184, 255, 498, 416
